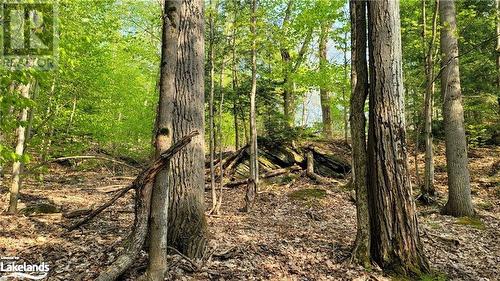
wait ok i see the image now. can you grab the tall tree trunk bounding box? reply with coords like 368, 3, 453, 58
343, 28, 349, 143
245, 0, 258, 211
232, 4, 240, 150
215, 55, 226, 214
319, 23, 333, 139
8, 82, 31, 214
282, 56, 294, 128
496, 0, 500, 92
349, 0, 370, 267
160, 0, 208, 259
146, 1, 180, 278
367, 0, 429, 274
208, 0, 217, 214
421, 0, 439, 198
440, 0, 474, 217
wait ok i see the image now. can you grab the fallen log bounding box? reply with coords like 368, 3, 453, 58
228, 139, 351, 180
305, 149, 333, 184
92, 131, 199, 281
225, 165, 302, 187
28, 155, 141, 173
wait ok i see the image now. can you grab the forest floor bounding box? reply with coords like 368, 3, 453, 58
0, 142, 499, 281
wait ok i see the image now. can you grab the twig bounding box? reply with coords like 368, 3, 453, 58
67, 185, 133, 231
67, 131, 199, 232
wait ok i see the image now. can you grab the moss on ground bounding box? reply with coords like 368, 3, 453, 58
455, 216, 485, 230
288, 188, 326, 201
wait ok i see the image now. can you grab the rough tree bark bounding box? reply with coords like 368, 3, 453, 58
349, 0, 370, 267
319, 23, 333, 139
145, 0, 179, 279
421, 0, 439, 199
440, 0, 474, 217
367, 0, 429, 274
245, 0, 258, 212
163, 0, 208, 259
8, 82, 31, 214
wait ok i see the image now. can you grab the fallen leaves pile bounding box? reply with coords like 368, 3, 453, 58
0, 143, 498, 280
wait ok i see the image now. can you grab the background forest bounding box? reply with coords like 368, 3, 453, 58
0, 0, 498, 163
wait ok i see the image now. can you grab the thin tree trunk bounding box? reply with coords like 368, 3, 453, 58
301, 92, 308, 127
215, 56, 226, 214
241, 107, 249, 144
319, 23, 333, 139
8, 82, 31, 214
496, 0, 500, 94
232, 5, 240, 150
343, 28, 349, 143
146, 0, 180, 278
208, 0, 217, 214
166, 0, 208, 259
245, 0, 258, 212
367, 0, 429, 274
414, 97, 421, 188
349, 0, 370, 267
421, 0, 439, 199
440, 0, 474, 217
42, 77, 57, 161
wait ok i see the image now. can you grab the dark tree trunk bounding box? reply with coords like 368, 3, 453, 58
440, 0, 474, 217
166, 0, 208, 259
366, 0, 429, 274
349, 0, 370, 267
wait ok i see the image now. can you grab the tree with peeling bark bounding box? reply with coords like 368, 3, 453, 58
367, 0, 429, 273
349, 0, 430, 274
440, 0, 474, 217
